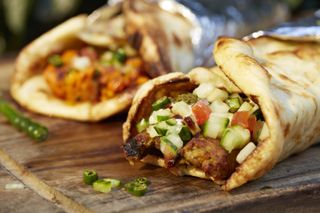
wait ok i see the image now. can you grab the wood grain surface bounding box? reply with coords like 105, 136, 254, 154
0, 58, 320, 213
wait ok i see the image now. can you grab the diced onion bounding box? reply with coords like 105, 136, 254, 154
166, 134, 183, 149
259, 123, 269, 141
5, 182, 25, 190
171, 101, 192, 118
72, 56, 91, 70
193, 83, 215, 99
236, 142, 256, 164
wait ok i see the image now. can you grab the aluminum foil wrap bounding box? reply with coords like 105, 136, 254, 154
82, 0, 288, 70
244, 9, 320, 42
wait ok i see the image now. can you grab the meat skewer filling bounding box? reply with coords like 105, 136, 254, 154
124, 82, 269, 181
44, 45, 149, 104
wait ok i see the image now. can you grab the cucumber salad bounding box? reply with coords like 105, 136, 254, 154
129, 82, 269, 179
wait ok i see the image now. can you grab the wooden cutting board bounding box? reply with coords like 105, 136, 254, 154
0, 58, 320, 213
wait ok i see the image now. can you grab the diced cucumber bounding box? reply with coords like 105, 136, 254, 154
166, 118, 177, 126
171, 101, 192, 117
193, 83, 215, 99
157, 115, 170, 122
252, 120, 264, 142
236, 142, 256, 164
230, 93, 243, 102
220, 125, 250, 153
207, 88, 229, 102
149, 109, 172, 124
259, 122, 269, 141
249, 102, 259, 115
146, 126, 159, 138
136, 118, 149, 133
179, 126, 192, 143
253, 109, 263, 120
203, 114, 229, 139
166, 134, 184, 150
210, 100, 230, 113
154, 122, 169, 136
238, 101, 253, 112
226, 97, 241, 113
152, 96, 171, 111
160, 137, 178, 157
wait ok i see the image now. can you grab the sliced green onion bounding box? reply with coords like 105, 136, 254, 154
48, 54, 63, 67
103, 178, 121, 188
0, 100, 49, 142
93, 180, 112, 193
83, 170, 98, 185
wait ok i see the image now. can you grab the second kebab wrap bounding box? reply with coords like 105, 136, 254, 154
122, 36, 320, 190
10, 0, 195, 121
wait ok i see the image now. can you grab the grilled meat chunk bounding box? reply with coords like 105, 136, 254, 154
181, 137, 235, 180
123, 132, 152, 160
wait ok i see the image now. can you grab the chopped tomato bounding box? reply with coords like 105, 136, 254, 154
248, 115, 257, 132
192, 100, 211, 125
252, 120, 264, 141
80, 47, 98, 61
232, 111, 257, 132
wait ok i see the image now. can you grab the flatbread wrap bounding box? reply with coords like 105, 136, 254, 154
11, 0, 194, 121
122, 36, 320, 190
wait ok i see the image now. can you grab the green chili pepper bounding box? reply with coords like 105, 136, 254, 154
0, 99, 49, 142
93, 180, 112, 193
124, 177, 150, 196
112, 48, 126, 63
124, 182, 148, 197
83, 170, 98, 185
103, 178, 121, 188
135, 177, 149, 185
48, 54, 63, 67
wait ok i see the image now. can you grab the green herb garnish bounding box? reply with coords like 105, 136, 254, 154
175, 93, 198, 105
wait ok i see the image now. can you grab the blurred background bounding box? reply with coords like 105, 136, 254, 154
0, 0, 319, 56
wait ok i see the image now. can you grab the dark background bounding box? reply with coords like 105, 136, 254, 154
0, 0, 319, 56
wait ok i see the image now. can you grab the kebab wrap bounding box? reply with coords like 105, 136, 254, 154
11, 0, 194, 121
123, 36, 320, 190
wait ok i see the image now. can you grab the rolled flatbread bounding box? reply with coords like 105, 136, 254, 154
122, 36, 320, 190
11, 0, 195, 121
